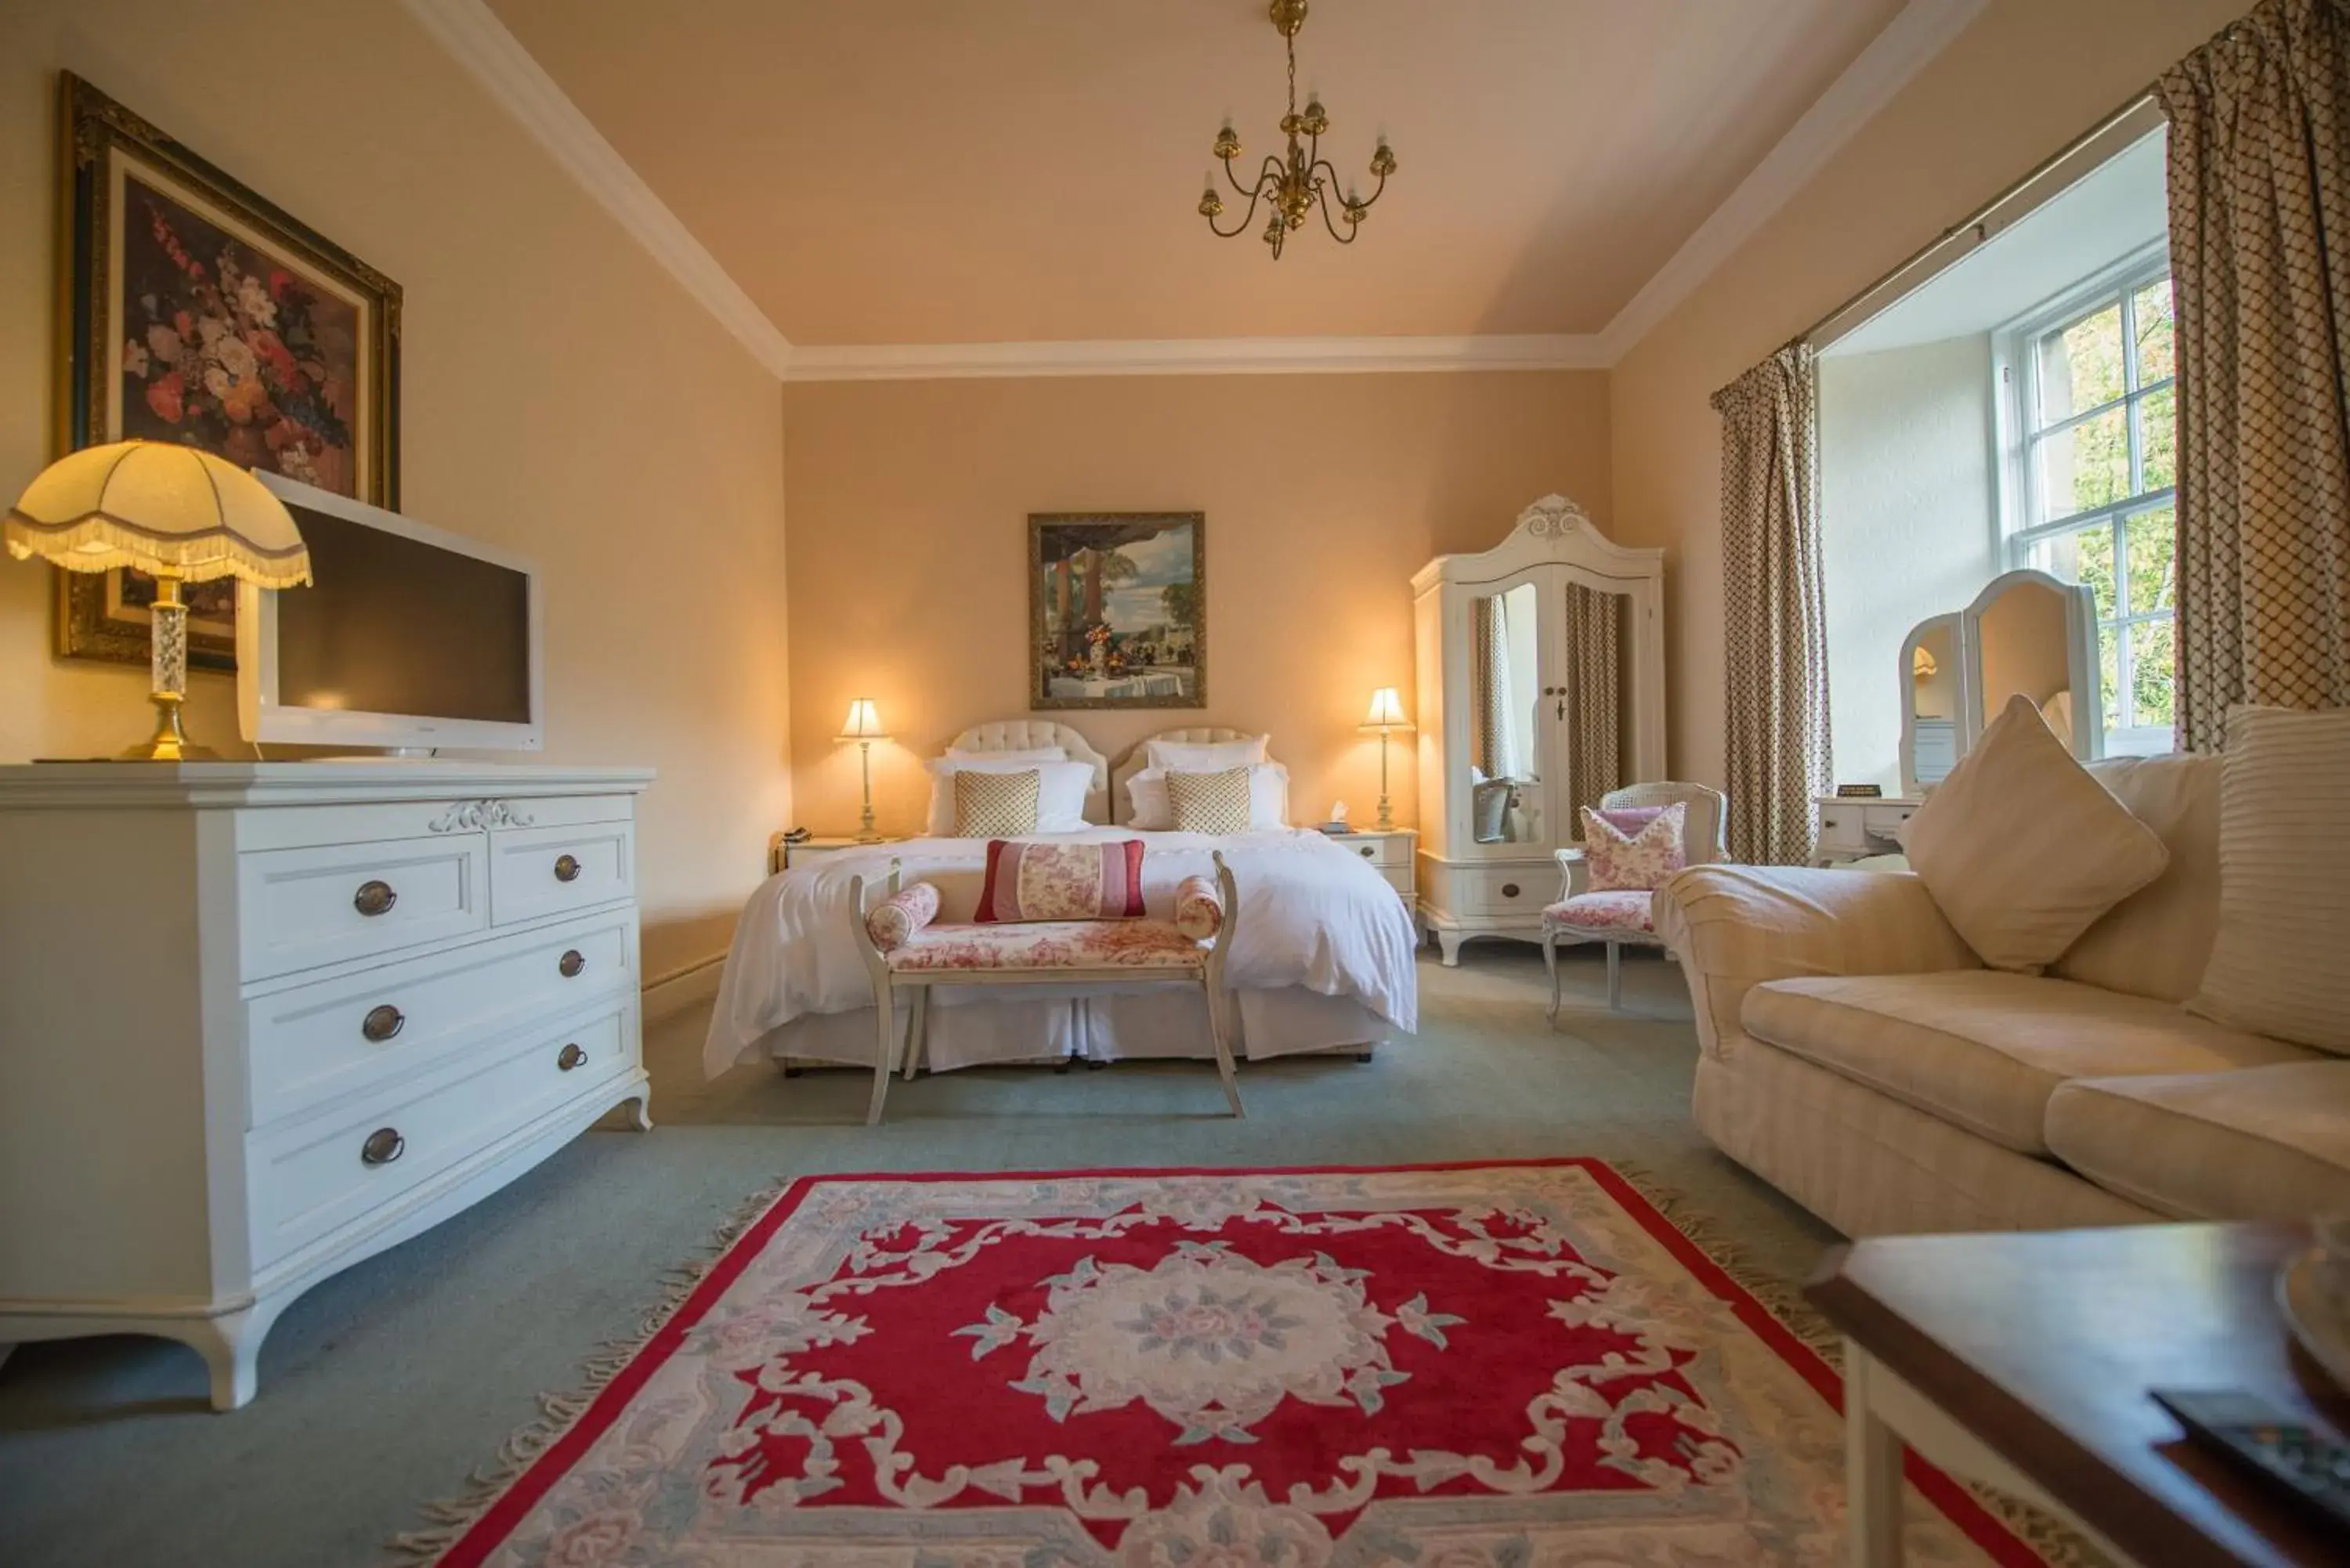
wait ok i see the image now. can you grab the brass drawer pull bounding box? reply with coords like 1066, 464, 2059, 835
557, 1042, 588, 1071
361, 1004, 405, 1042
1502, 882, 1521, 898
1359, 845, 1376, 858
559, 948, 586, 978
353, 880, 397, 917
360, 1127, 405, 1166
554, 854, 581, 883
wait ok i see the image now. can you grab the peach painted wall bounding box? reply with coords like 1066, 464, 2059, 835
0, 0, 790, 978
783, 374, 1610, 834
1609, 0, 2245, 789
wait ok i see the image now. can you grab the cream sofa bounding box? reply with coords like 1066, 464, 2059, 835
1653, 753, 2350, 1237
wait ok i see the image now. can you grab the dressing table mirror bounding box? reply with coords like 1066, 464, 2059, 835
1893, 569, 2103, 795
1900, 614, 1961, 797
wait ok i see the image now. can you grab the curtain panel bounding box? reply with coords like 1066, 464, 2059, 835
2158, 0, 2350, 749
1561, 581, 1624, 823
1712, 342, 1831, 865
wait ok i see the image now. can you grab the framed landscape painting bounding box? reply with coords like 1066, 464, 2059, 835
1030, 513, 1205, 710
53, 72, 402, 669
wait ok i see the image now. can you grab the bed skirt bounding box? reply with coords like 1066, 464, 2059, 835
753, 985, 1387, 1074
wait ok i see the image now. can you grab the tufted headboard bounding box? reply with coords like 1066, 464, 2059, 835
945, 719, 1112, 825
1109, 727, 1278, 825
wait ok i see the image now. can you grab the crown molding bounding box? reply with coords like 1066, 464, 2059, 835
1593, 0, 1990, 363
784, 334, 1606, 382
399, 0, 795, 380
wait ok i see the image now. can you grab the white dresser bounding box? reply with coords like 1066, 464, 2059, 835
1813, 794, 1925, 865
0, 762, 654, 1409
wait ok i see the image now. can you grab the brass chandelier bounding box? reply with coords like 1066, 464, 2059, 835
1198, 0, 1396, 258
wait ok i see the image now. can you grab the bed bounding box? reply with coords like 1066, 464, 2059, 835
701, 721, 1419, 1078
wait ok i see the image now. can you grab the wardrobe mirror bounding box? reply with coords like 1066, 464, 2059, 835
1900, 614, 1961, 795
1466, 584, 1544, 844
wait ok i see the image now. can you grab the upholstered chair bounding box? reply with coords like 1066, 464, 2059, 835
1543, 782, 1730, 1015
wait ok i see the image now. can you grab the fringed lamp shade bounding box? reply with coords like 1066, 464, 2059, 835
4, 440, 313, 761
3, 441, 312, 588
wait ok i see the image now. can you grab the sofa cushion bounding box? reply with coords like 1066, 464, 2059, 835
2045, 1062, 2350, 1220
2052, 753, 2221, 1003
1898, 694, 2170, 974
2187, 706, 2350, 1056
1741, 970, 2315, 1156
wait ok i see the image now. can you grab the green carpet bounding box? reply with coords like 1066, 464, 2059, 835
0, 942, 1835, 1568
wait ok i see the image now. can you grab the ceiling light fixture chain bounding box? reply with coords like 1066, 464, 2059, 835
1197, 0, 1395, 259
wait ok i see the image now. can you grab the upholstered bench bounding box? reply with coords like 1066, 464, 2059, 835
848, 854, 1245, 1124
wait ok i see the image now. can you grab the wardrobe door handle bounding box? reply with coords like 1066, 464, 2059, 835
360, 1127, 405, 1166
557, 1042, 588, 1071
554, 854, 581, 883
361, 1004, 405, 1042
353, 880, 397, 917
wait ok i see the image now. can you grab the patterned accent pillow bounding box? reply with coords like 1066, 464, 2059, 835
975, 839, 1147, 923
953, 768, 1040, 837
865, 881, 940, 951
1579, 801, 1687, 892
1172, 873, 1224, 940
1167, 768, 1253, 834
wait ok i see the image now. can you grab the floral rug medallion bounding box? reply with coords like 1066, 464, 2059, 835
421, 1161, 2041, 1567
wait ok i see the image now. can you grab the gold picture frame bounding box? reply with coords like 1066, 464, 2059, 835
1029, 512, 1206, 710
52, 72, 403, 669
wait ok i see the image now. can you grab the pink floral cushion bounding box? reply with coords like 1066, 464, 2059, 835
1579, 801, 1687, 892
1542, 891, 1656, 934
886, 919, 1206, 972
1173, 874, 1224, 939
865, 882, 940, 951
975, 839, 1147, 923
1591, 805, 1667, 837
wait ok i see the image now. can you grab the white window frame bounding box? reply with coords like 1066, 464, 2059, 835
1990, 241, 2176, 756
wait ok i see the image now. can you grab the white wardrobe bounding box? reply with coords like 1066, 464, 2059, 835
1412, 494, 1666, 963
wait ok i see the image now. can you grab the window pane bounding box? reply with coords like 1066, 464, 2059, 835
2134, 278, 2175, 385
2139, 385, 2177, 493
2036, 405, 2131, 518
2029, 524, 2114, 619
2124, 505, 2177, 614
2130, 616, 2176, 733
2098, 621, 2122, 725
2037, 302, 2126, 421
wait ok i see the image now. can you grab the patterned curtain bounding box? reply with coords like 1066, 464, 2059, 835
2158, 0, 2350, 750
1712, 341, 1831, 865
1561, 582, 1623, 822
1469, 598, 1502, 776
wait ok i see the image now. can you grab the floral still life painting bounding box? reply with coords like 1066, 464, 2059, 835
1031, 512, 1206, 710
55, 73, 401, 669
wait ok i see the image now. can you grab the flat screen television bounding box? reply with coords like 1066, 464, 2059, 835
237, 474, 544, 754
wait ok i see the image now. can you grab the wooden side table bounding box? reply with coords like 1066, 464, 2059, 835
1808, 1223, 2344, 1568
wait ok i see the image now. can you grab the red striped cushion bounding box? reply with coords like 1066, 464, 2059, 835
974, 839, 1148, 923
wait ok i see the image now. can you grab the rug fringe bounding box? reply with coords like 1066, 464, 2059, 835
1608, 1162, 2109, 1568
381, 1178, 798, 1566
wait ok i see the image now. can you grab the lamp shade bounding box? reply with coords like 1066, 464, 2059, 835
4, 440, 311, 588
834, 699, 890, 742
1361, 686, 1411, 730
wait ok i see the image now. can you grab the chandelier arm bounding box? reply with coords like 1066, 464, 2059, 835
1318, 187, 1360, 244
1206, 181, 1268, 239
1224, 153, 1273, 199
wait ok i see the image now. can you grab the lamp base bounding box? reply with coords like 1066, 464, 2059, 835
120, 691, 219, 762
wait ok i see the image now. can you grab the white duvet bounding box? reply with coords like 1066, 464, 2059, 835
702, 828, 1419, 1078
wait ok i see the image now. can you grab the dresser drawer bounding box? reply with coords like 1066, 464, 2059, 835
245, 911, 636, 1128
1862, 803, 1918, 840
247, 1003, 634, 1269
238, 836, 489, 981
1457, 864, 1551, 916
1340, 833, 1412, 869
1817, 804, 1867, 851
490, 821, 635, 927
1378, 865, 1415, 900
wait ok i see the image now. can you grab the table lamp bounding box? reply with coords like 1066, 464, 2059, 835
833, 699, 891, 841
5, 441, 311, 761
1359, 687, 1413, 830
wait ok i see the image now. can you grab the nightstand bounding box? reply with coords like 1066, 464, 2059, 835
1330, 826, 1417, 904
770, 834, 906, 873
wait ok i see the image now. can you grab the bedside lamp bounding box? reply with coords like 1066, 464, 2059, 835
5, 441, 311, 761
1359, 687, 1413, 830
833, 699, 891, 842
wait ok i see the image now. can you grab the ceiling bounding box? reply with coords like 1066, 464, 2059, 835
483, 0, 1908, 346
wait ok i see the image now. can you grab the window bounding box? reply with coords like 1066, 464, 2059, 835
1998, 252, 2178, 755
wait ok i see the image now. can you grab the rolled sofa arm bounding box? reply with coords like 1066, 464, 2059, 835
1653, 865, 1979, 1060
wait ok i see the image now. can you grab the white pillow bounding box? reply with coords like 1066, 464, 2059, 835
946, 744, 1065, 764
927, 758, 1094, 834
1146, 735, 1268, 773
1126, 763, 1286, 830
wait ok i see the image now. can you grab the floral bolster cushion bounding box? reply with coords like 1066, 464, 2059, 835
1173, 874, 1224, 939
865, 881, 941, 951
975, 838, 1148, 923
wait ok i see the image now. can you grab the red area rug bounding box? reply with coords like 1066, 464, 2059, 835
410, 1160, 2043, 1566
